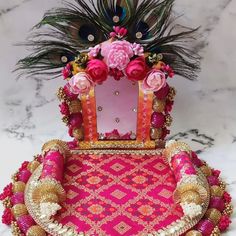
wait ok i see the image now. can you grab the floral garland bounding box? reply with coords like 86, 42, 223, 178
61, 27, 174, 96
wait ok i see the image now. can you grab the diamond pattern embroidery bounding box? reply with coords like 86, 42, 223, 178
126, 198, 167, 221
100, 158, 134, 176
102, 216, 143, 236
100, 184, 137, 204
56, 153, 183, 235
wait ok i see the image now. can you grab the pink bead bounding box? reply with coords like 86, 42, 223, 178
18, 169, 32, 183
209, 197, 225, 212
207, 176, 220, 186
69, 113, 83, 127
151, 112, 165, 128
11, 193, 24, 205
154, 84, 170, 99
197, 219, 215, 235
17, 215, 35, 233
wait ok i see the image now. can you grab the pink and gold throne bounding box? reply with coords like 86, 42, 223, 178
0, 1, 233, 236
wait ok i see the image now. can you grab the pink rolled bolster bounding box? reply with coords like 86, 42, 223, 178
41, 150, 64, 182
170, 151, 197, 182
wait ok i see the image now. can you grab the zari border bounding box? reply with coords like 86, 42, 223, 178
78, 140, 156, 149
24, 149, 211, 236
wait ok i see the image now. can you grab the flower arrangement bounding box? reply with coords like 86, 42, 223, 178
62, 27, 174, 97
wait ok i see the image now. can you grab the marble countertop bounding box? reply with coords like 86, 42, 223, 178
0, 0, 235, 235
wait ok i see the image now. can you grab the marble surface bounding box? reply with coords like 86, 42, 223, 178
0, 0, 235, 235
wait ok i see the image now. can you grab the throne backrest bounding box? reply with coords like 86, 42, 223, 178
58, 75, 175, 150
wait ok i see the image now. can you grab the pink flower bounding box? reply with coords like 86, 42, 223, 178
110, 26, 128, 39
125, 57, 147, 81
105, 129, 121, 140
218, 215, 232, 231
86, 59, 108, 84
69, 72, 94, 94
88, 45, 101, 58
101, 40, 134, 70
59, 102, 70, 116
0, 183, 13, 200
142, 69, 167, 92
19, 161, 29, 171
2, 208, 14, 225
223, 192, 232, 203
109, 68, 124, 81
132, 43, 144, 56
62, 63, 72, 79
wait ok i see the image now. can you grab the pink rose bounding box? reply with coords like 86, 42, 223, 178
101, 40, 134, 70
142, 69, 166, 92
86, 59, 108, 84
69, 72, 94, 94
125, 57, 147, 81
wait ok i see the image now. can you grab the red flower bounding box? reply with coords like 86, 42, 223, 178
212, 169, 221, 177
62, 63, 72, 79
59, 102, 70, 116
63, 84, 78, 100
223, 192, 232, 203
69, 113, 83, 128
19, 161, 29, 172
86, 59, 108, 84
0, 183, 13, 200
126, 57, 148, 81
161, 128, 170, 139
105, 129, 121, 140
162, 64, 174, 78
109, 68, 124, 81
218, 215, 232, 231
2, 208, 14, 225
165, 100, 174, 113
67, 140, 78, 149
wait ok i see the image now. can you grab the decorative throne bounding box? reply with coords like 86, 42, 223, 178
0, 1, 233, 236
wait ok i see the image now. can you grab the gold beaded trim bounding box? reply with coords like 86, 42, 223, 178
42, 140, 71, 159
78, 140, 156, 150
72, 148, 163, 156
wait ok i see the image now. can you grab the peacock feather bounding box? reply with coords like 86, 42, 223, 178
16, 0, 200, 80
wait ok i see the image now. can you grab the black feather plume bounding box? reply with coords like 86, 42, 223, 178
16, 0, 200, 80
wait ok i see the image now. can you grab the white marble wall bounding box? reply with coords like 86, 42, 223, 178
0, 0, 235, 235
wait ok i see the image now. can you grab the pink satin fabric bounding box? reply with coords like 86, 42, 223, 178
41, 151, 64, 182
